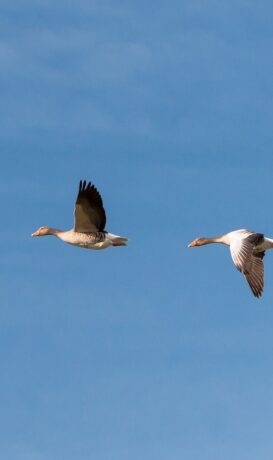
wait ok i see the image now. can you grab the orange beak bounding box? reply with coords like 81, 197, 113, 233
187, 241, 196, 248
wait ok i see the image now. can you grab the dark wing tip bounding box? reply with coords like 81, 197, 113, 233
79, 180, 94, 192
78, 180, 103, 202
252, 288, 263, 298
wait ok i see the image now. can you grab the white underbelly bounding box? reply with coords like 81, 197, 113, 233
85, 240, 112, 250
69, 239, 112, 250
57, 230, 112, 250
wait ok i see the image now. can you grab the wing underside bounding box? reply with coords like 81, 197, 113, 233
230, 232, 264, 298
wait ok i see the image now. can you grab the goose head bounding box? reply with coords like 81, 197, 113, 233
188, 237, 208, 247
32, 226, 52, 237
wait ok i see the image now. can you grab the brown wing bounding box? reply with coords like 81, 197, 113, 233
230, 233, 264, 298
244, 252, 265, 298
74, 180, 106, 232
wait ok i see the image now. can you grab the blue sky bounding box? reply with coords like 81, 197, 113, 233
2, 1, 273, 459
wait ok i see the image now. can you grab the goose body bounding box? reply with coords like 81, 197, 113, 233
57, 229, 126, 250
32, 180, 128, 250
188, 229, 273, 298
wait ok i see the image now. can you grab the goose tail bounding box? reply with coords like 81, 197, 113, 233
107, 233, 129, 247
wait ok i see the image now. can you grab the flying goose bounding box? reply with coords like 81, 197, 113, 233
188, 229, 273, 297
32, 180, 128, 250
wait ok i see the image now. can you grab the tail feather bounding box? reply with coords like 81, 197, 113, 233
107, 233, 128, 247
112, 239, 127, 247
112, 237, 128, 247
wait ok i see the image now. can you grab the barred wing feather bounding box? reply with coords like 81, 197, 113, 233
230, 233, 264, 298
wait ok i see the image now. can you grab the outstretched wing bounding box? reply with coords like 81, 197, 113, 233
230, 232, 264, 298
74, 180, 106, 232
244, 252, 264, 298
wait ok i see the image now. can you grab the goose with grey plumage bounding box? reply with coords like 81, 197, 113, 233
188, 229, 273, 297
32, 180, 128, 250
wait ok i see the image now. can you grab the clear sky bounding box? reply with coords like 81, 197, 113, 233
2, 1, 273, 459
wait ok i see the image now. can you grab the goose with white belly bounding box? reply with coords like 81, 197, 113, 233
32, 180, 128, 250
188, 229, 273, 297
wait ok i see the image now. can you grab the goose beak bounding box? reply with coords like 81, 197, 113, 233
188, 241, 195, 248
31, 230, 39, 237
